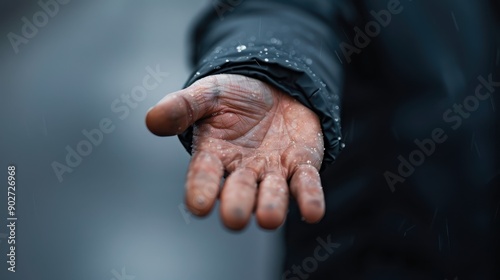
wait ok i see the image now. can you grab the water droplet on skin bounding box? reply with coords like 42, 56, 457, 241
306, 160, 312, 164
217, 145, 222, 150
236, 45, 247, 52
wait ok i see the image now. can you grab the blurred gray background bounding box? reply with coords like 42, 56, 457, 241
0, 1, 282, 279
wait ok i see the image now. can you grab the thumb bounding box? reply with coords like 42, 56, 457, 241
146, 82, 215, 136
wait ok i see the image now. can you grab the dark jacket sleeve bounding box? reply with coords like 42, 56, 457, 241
179, 0, 346, 169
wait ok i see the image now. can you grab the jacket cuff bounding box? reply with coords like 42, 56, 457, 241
178, 43, 343, 170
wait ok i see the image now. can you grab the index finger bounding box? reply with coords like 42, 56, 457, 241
185, 151, 224, 216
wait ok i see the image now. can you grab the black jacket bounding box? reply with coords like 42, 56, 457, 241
181, 0, 500, 279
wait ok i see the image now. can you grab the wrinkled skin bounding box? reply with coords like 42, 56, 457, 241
146, 74, 325, 230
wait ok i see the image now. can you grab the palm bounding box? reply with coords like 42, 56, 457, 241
147, 74, 325, 230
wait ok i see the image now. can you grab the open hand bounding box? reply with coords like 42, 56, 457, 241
146, 74, 325, 230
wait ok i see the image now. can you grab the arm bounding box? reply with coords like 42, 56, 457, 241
185, 0, 345, 167
146, 0, 345, 230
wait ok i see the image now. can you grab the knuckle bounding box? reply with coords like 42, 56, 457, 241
202, 75, 222, 97
291, 163, 319, 180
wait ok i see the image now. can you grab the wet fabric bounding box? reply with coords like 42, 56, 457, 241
181, 0, 500, 279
